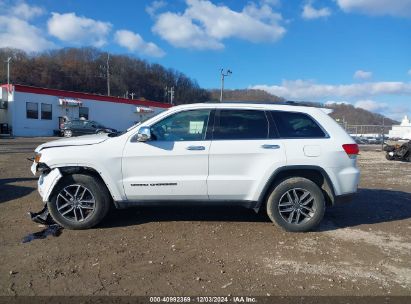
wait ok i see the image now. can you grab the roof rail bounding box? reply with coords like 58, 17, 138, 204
205, 100, 324, 107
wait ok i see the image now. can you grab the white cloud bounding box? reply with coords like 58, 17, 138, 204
146, 0, 167, 17
354, 70, 372, 80
252, 79, 411, 100
261, 0, 281, 7
11, 2, 44, 20
152, 0, 285, 49
336, 0, 411, 18
302, 2, 331, 19
114, 30, 165, 58
355, 99, 387, 112
47, 12, 112, 47
153, 12, 223, 49
0, 16, 53, 52
0, 1, 51, 52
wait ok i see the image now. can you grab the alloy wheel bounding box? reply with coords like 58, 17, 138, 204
56, 184, 96, 222
278, 188, 316, 225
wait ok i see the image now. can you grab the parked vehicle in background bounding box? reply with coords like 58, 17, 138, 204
61, 119, 117, 137
366, 136, 382, 145
31, 102, 360, 232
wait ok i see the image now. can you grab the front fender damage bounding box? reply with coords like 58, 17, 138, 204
29, 168, 62, 225
38, 168, 62, 202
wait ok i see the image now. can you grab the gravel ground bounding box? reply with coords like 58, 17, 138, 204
0, 138, 410, 296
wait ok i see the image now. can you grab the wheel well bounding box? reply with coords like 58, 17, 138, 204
50, 166, 115, 205
260, 168, 335, 208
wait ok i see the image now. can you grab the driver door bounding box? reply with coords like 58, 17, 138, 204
122, 109, 213, 201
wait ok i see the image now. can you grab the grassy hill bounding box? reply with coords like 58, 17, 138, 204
326, 103, 398, 126
209, 89, 285, 102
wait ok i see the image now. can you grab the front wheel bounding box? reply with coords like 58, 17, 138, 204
48, 174, 111, 229
266, 177, 325, 232
63, 130, 73, 137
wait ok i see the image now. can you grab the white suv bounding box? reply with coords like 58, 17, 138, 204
31, 103, 360, 232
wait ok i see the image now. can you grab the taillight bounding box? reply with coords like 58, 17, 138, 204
342, 144, 359, 157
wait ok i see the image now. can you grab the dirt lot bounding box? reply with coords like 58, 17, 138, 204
0, 137, 410, 296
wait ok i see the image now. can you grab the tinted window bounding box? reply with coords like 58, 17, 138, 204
271, 111, 326, 138
214, 110, 268, 140
26, 102, 38, 119
41, 103, 52, 120
67, 120, 83, 128
151, 110, 211, 141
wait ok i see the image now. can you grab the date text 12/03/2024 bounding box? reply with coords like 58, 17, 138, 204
149, 296, 257, 303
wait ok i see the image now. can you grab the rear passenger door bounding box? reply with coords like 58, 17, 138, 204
207, 109, 286, 201
269, 111, 329, 166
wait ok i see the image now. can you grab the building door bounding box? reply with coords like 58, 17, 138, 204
62, 106, 79, 121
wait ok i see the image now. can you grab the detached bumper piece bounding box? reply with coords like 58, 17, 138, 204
29, 204, 55, 226
384, 141, 411, 162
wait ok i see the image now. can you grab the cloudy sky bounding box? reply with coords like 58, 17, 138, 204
0, 0, 410, 120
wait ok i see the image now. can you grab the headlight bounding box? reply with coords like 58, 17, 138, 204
34, 152, 42, 163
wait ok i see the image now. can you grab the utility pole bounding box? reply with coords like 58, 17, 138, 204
164, 86, 175, 104
6, 57, 12, 87
220, 68, 232, 102
169, 86, 174, 105
106, 53, 110, 96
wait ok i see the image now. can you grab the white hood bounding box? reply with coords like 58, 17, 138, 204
35, 134, 109, 152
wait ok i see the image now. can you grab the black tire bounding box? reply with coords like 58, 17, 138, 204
48, 174, 111, 229
266, 177, 325, 232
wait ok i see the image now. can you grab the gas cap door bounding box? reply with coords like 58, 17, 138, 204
304, 145, 321, 157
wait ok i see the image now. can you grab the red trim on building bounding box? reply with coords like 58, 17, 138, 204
2, 84, 172, 109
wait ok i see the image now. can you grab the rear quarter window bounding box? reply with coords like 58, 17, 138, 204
270, 111, 327, 138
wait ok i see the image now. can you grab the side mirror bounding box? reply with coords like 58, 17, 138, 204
137, 126, 151, 142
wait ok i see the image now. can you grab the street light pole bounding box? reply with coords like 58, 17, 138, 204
220, 68, 232, 102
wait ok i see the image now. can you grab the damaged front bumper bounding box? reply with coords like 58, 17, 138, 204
37, 168, 62, 202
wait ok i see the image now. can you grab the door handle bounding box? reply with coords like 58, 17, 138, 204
261, 144, 280, 149
186, 145, 206, 151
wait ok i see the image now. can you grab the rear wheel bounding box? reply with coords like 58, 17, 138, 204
48, 174, 111, 229
266, 177, 325, 232
63, 130, 73, 137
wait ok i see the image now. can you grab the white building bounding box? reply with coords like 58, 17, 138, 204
0, 84, 171, 136
388, 115, 411, 140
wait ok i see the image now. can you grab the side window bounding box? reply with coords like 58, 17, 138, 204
214, 109, 268, 140
26, 102, 38, 119
151, 109, 211, 141
41, 103, 52, 120
271, 111, 326, 138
